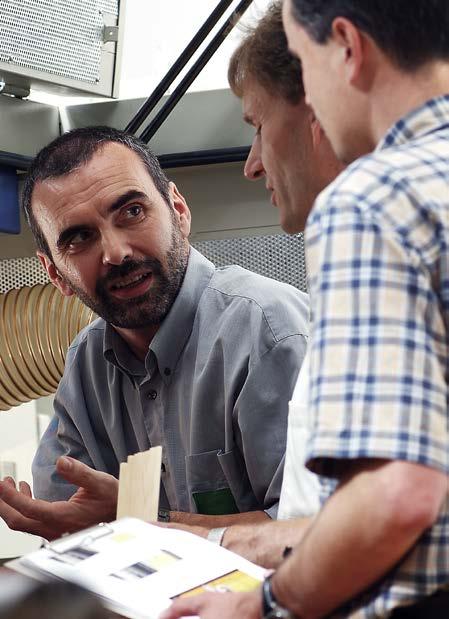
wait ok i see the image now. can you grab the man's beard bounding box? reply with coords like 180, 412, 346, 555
63, 226, 189, 329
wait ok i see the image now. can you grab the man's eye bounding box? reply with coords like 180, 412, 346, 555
67, 230, 91, 246
125, 204, 143, 218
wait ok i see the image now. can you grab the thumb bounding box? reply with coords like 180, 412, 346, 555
56, 457, 118, 496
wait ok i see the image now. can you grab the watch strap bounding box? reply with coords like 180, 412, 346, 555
262, 574, 276, 615
157, 508, 170, 522
207, 526, 228, 545
262, 574, 296, 618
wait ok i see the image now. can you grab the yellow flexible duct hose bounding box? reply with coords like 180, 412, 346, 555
0, 283, 95, 411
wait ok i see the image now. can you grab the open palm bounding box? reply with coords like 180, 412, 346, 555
0, 457, 118, 540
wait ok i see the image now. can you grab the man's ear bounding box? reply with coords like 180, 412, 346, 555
308, 110, 325, 150
37, 252, 74, 297
169, 182, 191, 238
331, 17, 365, 87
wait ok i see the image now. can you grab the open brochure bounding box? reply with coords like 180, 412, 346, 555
7, 517, 267, 619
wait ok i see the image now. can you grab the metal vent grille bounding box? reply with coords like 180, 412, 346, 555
99, 0, 119, 14
0, 0, 119, 83
193, 233, 307, 292
0, 257, 49, 294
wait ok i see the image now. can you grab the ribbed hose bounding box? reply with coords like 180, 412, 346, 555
0, 283, 95, 411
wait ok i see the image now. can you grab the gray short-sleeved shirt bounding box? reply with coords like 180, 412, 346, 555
33, 248, 309, 516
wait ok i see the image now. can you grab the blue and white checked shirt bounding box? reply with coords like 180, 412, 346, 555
305, 96, 449, 617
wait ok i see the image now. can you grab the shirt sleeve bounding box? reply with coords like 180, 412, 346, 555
278, 353, 321, 520
304, 195, 448, 477
32, 343, 107, 501
233, 333, 308, 512
32, 397, 96, 501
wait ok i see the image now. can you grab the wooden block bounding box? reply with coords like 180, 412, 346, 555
116, 462, 130, 520
116, 446, 162, 522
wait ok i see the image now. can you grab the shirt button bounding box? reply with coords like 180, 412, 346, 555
164, 367, 171, 376
148, 389, 157, 400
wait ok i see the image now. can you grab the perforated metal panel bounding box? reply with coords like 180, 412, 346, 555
193, 233, 307, 292
0, 257, 49, 294
0, 0, 118, 84
0, 233, 307, 295
99, 0, 119, 14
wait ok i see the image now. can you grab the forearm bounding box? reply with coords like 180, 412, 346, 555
272, 460, 447, 618
169, 509, 270, 528
223, 517, 312, 568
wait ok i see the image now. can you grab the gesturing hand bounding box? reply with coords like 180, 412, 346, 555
0, 456, 118, 540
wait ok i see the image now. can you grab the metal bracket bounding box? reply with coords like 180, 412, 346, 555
0, 76, 30, 99
102, 25, 119, 43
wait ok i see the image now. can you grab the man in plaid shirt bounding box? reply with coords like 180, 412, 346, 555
164, 1, 449, 618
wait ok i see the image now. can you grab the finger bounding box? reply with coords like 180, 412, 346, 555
0, 481, 61, 524
3, 477, 16, 488
18, 481, 33, 497
159, 596, 204, 619
0, 498, 54, 539
56, 457, 118, 497
0, 482, 101, 539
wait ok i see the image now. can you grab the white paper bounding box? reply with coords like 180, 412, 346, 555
9, 518, 267, 619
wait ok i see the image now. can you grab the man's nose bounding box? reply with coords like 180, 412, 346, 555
101, 230, 133, 266
244, 138, 265, 181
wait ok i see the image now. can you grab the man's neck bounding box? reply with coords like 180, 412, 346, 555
113, 324, 159, 361
370, 60, 449, 145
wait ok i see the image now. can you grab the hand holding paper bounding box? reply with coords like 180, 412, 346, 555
159, 590, 262, 619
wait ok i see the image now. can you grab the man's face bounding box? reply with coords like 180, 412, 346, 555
242, 79, 321, 233
282, 0, 357, 163
33, 143, 191, 330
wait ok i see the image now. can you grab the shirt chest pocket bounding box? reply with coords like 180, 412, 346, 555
185, 449, 241, 515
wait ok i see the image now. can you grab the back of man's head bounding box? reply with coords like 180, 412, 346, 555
228, 0, 304, 103
22, 126, 170, 259
289, 0, 449, 71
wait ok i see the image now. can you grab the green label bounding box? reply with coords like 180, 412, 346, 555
192, 487, 239, 515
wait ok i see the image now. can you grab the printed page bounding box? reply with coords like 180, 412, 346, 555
11, 518, 267, 619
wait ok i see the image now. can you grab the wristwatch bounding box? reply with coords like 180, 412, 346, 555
157, 508, 170, 523
207, 527, 228, 545
262, 574, 296, 619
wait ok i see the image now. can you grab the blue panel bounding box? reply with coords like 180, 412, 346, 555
0, 165, 20, 234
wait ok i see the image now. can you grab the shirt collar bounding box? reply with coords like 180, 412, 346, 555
103, 321, 146, 379
377, 94, 449, 151
150, 247, 215, 385
103, 247, 215, 385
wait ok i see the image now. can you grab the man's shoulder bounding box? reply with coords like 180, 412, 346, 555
319, 133, 449, 211
317, 150, 403, 205
204, 264, 309, 339
67, 316, 106, 358
56, 317, 108, 393
208, 264, 307, 307
313, 134, 449, 238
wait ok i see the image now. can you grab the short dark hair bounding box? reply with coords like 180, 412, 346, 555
22, 126, 171, 258
289, 0, 449, 71
228, 1, 304, 104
